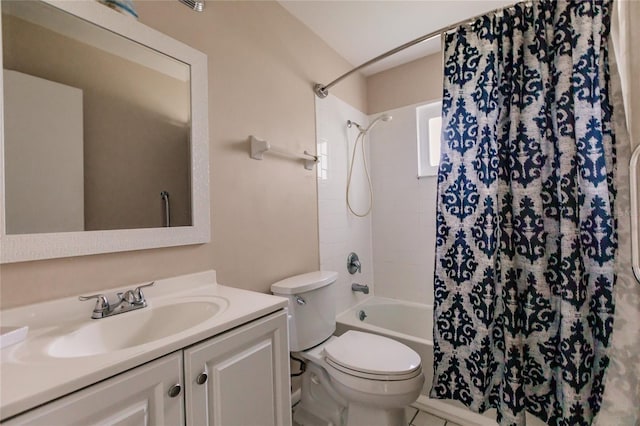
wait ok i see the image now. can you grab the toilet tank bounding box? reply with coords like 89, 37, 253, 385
271, 271, 338, 351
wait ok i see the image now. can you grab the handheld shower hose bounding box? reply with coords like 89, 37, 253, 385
346, 114, 392, 217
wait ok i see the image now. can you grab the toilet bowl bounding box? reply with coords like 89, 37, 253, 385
323, 331, 424, 406
271, 271, 425, 426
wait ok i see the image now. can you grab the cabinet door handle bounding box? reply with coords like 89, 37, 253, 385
168, 384, 182, 398
196, 372, 208, 385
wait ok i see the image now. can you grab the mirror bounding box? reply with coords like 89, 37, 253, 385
0, 0, 210, 263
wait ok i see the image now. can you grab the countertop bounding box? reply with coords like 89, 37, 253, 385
0, 270, 288, 421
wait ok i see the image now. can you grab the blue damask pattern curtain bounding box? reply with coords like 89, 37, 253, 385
431, 1, 617, 425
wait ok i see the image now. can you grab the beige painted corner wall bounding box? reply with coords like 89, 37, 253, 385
613, 0, 640, 150
0, 0, 366, 308
626, 0, 639, 149
367, 52, 443, 114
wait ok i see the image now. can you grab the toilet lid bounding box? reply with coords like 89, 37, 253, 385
323, 330, 421, 377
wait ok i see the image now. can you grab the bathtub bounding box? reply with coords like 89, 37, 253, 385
335, 297, 502, 426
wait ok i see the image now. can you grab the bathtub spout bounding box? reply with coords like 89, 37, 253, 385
351, 283, 369, 294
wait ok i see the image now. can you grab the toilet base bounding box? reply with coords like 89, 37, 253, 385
294, 362, 346, 426
295, 400, 406, 426
294, 361, 415, 426
346, 403, 405, 426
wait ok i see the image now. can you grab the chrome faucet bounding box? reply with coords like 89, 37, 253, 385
80, 282, 154, 319
351, 283, 369, 294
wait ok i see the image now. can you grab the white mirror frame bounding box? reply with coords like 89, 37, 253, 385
631, 144, 640, 284
0, 0, 210, 263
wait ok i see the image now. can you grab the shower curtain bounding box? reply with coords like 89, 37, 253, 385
431, 1, 617, 425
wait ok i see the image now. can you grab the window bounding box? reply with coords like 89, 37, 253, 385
416, 101, 442, 177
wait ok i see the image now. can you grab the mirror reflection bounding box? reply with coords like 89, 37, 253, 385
2, 0, 192, 234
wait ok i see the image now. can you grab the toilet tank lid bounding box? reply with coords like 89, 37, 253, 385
271, 271, 338, 295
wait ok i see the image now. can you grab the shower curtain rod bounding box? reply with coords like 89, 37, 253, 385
313, 1, 523, 99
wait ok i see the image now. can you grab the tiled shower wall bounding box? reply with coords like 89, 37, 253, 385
316, 97, 438, 310
315, 95, 374, 315
369, 103, 438, 306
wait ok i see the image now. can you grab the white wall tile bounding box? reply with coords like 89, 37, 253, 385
369, 103, 438, 306
317, 99, 438, 310
316, 95, 374, 315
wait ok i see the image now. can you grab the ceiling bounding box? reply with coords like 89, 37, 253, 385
279, 0, 514, 76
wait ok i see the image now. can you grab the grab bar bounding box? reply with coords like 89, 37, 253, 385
630, 144, 640, 284
160, 191, 170, 227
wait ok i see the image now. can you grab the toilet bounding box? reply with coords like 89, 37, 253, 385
271, 271, 424, 426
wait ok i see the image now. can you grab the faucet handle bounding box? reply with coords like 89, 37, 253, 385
133, 281, 155, 304
347, 252, 361, 275
117, 290, 137, 304
79, 294, 110, 314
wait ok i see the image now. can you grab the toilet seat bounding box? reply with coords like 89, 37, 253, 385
323, 331, 422, 381
325, 358, 422, 381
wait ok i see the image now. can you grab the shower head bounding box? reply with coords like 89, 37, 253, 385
347, 119, 364, 131
362, 114, 392, 133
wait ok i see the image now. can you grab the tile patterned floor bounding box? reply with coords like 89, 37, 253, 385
405, 407, 461, 426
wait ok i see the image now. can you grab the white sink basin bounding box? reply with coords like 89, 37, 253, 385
47, 299, 224, 358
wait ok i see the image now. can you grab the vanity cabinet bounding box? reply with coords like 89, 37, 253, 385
184, 309, 290, 426
3, 353, 185, 425
3, 310, 291, 426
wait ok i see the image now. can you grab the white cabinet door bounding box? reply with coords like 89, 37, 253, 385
184, 311, 291, 426
4, 353, 184, 426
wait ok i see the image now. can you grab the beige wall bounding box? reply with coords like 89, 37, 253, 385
613, 0, 640, 150
627, 1, 639, 149
0, 0, 366, 308
367, 53, 443, 114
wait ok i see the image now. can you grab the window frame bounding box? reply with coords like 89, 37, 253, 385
416, 100, 442, 178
